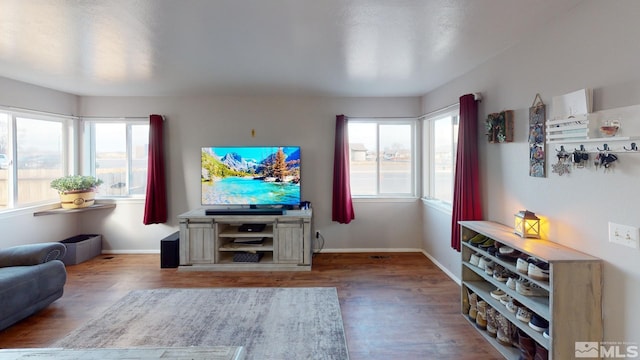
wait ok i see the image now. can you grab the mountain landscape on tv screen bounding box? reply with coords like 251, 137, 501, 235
201, 146, 301, 205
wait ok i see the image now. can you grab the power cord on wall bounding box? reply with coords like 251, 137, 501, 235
313, 231, 325, 256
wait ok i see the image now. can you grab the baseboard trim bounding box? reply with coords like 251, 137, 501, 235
419, 249, 461, 285
102, 250, 161, 255
317, 248, 424, 253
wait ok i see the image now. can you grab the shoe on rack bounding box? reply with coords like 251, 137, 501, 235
478, 238, 495, 250
467, 290, 478, 320
497, 249, 523, 263
499, 294, 513, 306
487, 246, 498, 256
476, 300, 488, 330
486, 306, 498, 338
495, 313, 512, 347
528, 261, 550, 281
469, 253, 481, 266
490, 288, 506, 300
543, 329, 550, 339
518, 329, 536, 360
499, 246, 514, 254
493, 266, 509, 282
505, 298, 521, 313
529, 314, 549, 333
506, 276, 518, 290
516, 306, 532, 323
478, 257, 493, 271
485, 262, 495, 276
469, 234, 488, 247
516, 256, 536, 274
516, 279, 548, 297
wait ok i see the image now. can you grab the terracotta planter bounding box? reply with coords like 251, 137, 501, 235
59, 190, 96, 209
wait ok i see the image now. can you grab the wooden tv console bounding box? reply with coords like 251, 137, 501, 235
177, 209, 313, 271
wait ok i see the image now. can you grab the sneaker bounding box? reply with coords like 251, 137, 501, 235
492, 266, 509, 282
516, 257, 536, 274
505, 298, 520, 313
516, 279, 548, 297
485, 262, 495, 276
543, 329, 550, 339
499, 294, 513, 306
487, 246, 498, 256
516, 307, 532, 323
478, 257, 493, 270
469, 253, 481, 266
490, 288, 506, 300
529, 314, 549, 332
497, 249, 523, 263
528, 261, 550, 281
506, 276, 518, 290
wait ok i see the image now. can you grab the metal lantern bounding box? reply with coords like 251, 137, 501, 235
514, 210, 540, 238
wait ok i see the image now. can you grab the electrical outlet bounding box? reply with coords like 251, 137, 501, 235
608, 222, 640, 249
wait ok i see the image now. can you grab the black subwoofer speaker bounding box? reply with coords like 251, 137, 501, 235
160, 231, 179, 268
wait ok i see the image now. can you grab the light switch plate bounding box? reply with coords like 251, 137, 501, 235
608, 222, 640, 249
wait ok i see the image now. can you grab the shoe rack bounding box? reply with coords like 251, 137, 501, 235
459, 221, 603, 360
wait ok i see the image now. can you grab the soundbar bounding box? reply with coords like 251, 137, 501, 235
205, 208, 284, 216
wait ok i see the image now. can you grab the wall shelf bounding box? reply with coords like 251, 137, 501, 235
33, 203, 116, 216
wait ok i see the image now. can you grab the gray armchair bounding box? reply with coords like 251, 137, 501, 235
0, 242, 67, 330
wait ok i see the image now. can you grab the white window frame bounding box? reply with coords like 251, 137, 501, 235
348, 118, 418, 200
0, 108, 75, 212
421, 105, 459, 211
81, 118, 149, 199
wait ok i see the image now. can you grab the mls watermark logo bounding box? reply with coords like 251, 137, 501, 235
576, 341, 639, 358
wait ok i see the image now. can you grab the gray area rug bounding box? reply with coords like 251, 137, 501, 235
55, 287, 349, 360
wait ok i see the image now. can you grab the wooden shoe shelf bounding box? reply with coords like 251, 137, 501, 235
459, 221, 603, 360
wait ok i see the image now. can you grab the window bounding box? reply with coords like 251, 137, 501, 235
84, 119, 149, 197
347, 119, 416, 198
422, 106, 459, 206
0, 111, 69, 210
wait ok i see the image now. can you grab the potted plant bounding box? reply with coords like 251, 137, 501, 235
50, 175, 103, 209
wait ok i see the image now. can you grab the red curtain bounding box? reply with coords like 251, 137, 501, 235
332, 114, 355, 224
451, 94, 483, 251
143, 114, 168, 225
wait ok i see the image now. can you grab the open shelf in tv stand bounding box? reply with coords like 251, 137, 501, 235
178, 208, 312, 271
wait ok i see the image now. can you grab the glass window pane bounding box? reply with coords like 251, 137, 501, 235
131, 124, 149, 195
348, 122, 377, 196
0, 114, 9, 209
379, 124, 412, 194
16, 117, 63, 204
433, 116, 454, 203
95, 123, 126, 196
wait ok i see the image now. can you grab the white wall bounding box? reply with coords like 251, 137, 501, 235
0, 77, 81, 247
421, 0, 640, 343
78, 95, 423, 252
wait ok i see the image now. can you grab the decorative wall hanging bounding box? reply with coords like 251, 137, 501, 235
529, 94, 546, 177
485, 110, 514, 143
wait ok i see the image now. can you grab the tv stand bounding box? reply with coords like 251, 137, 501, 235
178, 208, 312, 271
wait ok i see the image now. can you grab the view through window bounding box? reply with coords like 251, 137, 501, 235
423, 107, 459, 205
348, 120, 415, 197
0, 112, 67, 210
89, 121, 149, 197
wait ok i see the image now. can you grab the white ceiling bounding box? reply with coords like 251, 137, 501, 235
0, 0, 582, 97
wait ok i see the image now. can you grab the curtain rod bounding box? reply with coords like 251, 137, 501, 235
419, 92, 482, 119
80, 116, 150, 120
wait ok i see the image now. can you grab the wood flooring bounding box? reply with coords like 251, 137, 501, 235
0, 252, 503, 360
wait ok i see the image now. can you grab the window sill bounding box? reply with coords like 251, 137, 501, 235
33, 203, 116, 216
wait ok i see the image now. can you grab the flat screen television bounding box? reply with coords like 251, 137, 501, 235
201, 146, 301, 206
